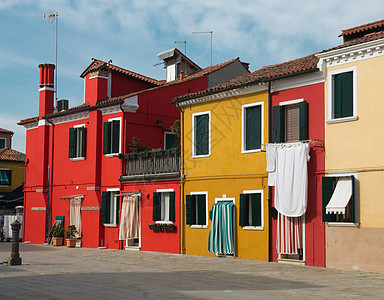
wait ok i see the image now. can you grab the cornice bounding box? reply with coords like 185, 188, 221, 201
316, 38, 384, 71
22, 121, 38, 130
270, 71, 324, 92
49, 111, 89, 124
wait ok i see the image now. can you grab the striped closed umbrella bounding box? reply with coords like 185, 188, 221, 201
208, 201, 234, 255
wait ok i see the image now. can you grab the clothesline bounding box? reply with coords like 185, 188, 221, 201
262, 139, 324, 149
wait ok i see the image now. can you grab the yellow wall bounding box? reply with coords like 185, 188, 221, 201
0, 160, 25, 194
181, 88, 269, 260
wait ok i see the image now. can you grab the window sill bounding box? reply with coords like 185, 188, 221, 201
326, 116, 359, 124
103, 224, 118, 228
192, 154, 210, 159
241, 149, 262, 154
105, 153, 120, 158
190, 225, 208, 229
242, 226, 264, 231
149, 223, 177, 231
327, 222, 360, 227
70, 157, 85, 161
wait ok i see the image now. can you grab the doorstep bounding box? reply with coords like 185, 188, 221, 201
125, 246, 140, 251
278, 258, 305, 266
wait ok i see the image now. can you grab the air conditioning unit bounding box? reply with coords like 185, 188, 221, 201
57, 99, 69, 112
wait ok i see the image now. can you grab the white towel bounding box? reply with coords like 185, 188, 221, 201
266, 144, 277, 186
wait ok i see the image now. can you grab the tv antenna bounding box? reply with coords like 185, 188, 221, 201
174, 41, 187, 55
192, 31, 213, 65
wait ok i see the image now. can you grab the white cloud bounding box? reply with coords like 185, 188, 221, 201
0, 114, 26, 153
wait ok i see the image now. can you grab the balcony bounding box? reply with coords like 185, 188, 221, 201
120, 149, 180, 182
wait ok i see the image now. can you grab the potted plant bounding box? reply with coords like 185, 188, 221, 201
65, 225, 77, 248
51, 224, 65, 246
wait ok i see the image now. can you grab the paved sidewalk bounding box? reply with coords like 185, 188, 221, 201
1, 243, 384, 299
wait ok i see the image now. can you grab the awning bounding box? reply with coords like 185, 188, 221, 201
326, 177, 352, 214
0, 184, 24, 208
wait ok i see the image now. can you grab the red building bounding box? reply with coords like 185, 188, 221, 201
18, 49, 249, 252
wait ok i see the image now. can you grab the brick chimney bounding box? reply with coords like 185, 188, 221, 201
38, 64, 55, 119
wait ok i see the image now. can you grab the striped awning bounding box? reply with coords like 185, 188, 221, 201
326, 177, 352, 215
208, 201, 234, 255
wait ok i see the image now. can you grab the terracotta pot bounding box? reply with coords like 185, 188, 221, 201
66, 238, 77, 248
52, 237, 63, 246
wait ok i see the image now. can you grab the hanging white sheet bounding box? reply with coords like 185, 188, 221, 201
70, 196, 83, 238
326, 177, 352, 215
274, 143, 310, 217
266, 144, 278, 186
119, 195, 140, 240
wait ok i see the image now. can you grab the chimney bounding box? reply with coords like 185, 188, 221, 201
38, 64, 55, 119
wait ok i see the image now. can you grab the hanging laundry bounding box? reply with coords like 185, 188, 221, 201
266, 144, 278, 186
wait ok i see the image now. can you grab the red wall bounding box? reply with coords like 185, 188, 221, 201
270, 82, 325, 267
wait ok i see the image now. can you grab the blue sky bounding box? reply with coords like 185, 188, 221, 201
1, 0, 383, 152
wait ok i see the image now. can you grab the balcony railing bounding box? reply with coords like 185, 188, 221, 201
120, 149, 180, 182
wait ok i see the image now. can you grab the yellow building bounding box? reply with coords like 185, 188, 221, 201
317, 21, 384, 273
175, 78, 270, 260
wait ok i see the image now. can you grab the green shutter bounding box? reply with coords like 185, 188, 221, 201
111, 120, 120, 154
186, 195, 193, 225
245, 105, 261, 150
80, 127, 86, 158
299, 101, 308, 141
350, 175, 356, 223
322, 177, 337, 222
197, 194, 206, 225
0, 139, 5, 149
333, 71, 353, 118
69, 128, 76, 158
101, 191, 109, 224
272, 106, 285, 143
152, 192, 160, 221
103, 122, 111, 154
116, 195, 120, 224
166, 133, 178, 150
169, 192, 175, 222
239, 194, 247, 227
195, 114, 209, 155
251, 193, 262, 227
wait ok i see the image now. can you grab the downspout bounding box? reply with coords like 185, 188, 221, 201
176, 102, 185, 254
267, 81, 273, 262
46, 118, 55, 242
119, 102, 126, 250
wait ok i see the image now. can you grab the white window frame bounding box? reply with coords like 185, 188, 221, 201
241, 101, 264, 154
71, 124, 86, 161
192, 111, 211, 158
190, 191, 208, 229
0, 138, 7, 149
241, 189, 264, 231
326, 172, 359, 227
105, 116, 122, 157
155, 188, 174, 225
327, 66, 358, 124
103, 188, 119, 227
164, 132, 178, 150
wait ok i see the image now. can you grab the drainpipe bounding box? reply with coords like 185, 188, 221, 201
176, 102, 185, 254
267, 81, 273, 262
119, 102, 126, 251
46, 117, 55, 242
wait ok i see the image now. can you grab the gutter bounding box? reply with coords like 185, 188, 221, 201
45, 117, 55, 242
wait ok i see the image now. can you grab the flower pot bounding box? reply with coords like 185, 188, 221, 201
52, 237, 63, 246
66, 238, 77, 248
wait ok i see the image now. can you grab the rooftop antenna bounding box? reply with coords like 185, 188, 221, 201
174, 41, 187, 56
192, 31, 213, 65
43, 10, 59, 103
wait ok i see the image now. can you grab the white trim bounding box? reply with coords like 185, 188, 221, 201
121, 95, 139, 113
156, 188, 174, 193
155, 221, 174, 225
192, 111, 211, 158
38, 119, 50, 127
215, 197, 235, 205
107, 188, 120, 192
271, 71, 324, 92
89, 75, 109, 80
190, 191, 209, 229
39, 87, 55, 92
99, 105, 121, 115
241, 101, 264, 154
49, 111, 89, 125
241, 189, 264, 231
73, 124, 85, 128
279, 98, 304, 106
103, 224, 118, 228
327, 66, 357, 122
105, 117, 122, 155
327, 222, 359, 227
326, 116, 358, 124
70, 157, 85, 161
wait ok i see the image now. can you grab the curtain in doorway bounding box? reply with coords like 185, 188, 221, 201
208, 201, 234, 255
70, 196, 83, 238
277, 212, 302, 255
119, 195, 140, 240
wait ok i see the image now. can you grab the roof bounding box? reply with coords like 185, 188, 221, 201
0, 148, 25, 162
339, 19, 384, 37
80, 59, 162, 86
157, 48, 202, 71
17, 117, 38, 126
174, 54, 319, 103
0, 128, 13, 134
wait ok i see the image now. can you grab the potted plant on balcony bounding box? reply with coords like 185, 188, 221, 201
65, 225, 78, 248
51, 224, 65, 246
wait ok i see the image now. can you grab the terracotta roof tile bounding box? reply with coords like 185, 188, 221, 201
0, 148, 25, 162
81, 59, 162, 86
17, 117, 38, 126
43, 103, 90, 119
339, 19, 384, 37
0, 128, 13, 134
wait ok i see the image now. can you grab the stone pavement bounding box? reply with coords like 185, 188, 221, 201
1, 243, 384, 299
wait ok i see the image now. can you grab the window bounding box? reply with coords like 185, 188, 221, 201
101, 191, 120, 225
322, 174, 358, 224
186, 192, 207, 227
192, 112, 210, 157
0, 169, 11, 186
103, 118, 121, 155
69, 125, 86, 159
165, 132, 178, 150
152, 189, 175, 223
0, 138, 6, 149
272, 100, 308, 143
239, 191, 263, 229
327, 67, 357, 122
242, 102, 263, 153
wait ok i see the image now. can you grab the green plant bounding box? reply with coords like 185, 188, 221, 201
65, 225, 77, 239
171, 119, 180, 137
129, 137, 151, 154
51, 224, 65, 238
